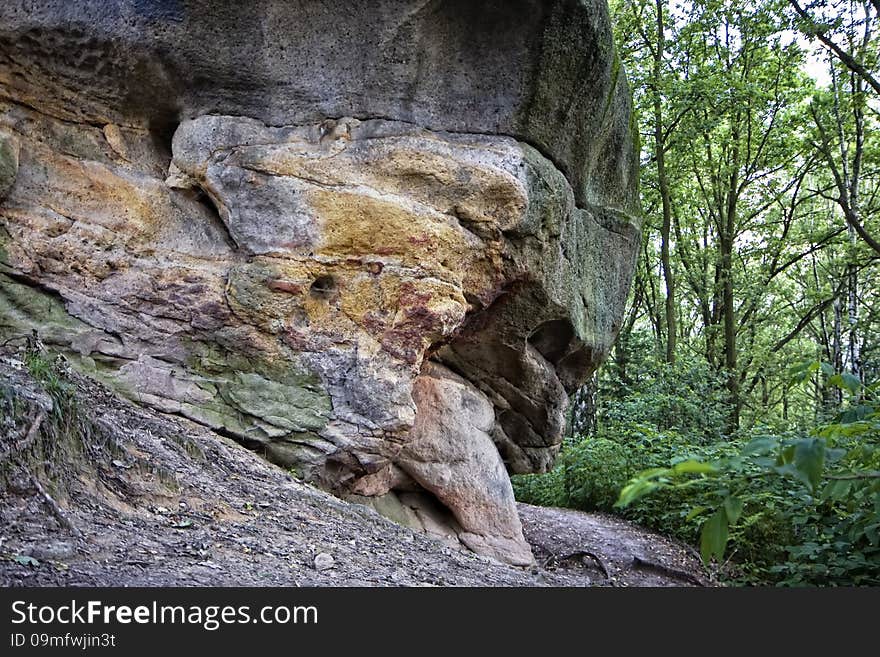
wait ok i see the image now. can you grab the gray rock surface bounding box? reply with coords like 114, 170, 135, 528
0, 0, 641, 565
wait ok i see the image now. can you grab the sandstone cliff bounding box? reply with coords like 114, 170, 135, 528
0, 0, 641, 565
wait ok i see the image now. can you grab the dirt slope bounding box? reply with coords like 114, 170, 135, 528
0, 354, 708, 587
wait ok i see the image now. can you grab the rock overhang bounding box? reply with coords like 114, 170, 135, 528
0, 0, 641, 566
0, 0, 640, 215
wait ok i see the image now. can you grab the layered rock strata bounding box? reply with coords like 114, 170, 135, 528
0, 0, 640, 565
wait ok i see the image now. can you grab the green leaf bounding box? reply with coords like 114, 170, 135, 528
793, 438, 826, 492
635, 467, 672, 479
825, 447, 847, 462
723, 496, 743, 525
686, 505, 707, 521
788, 360, 816, 376
779, 444, 796, 465
773, 462, 798, 478
788, 361, 820, 385
822, 479, 851, 501
615, 479, 659, 508
838, 405, 874, 423
672, 460, 717, 474
840, 373, 861, 394
827, 373, 862, 395
742, 436, 777, 455
700, 508, 729, 564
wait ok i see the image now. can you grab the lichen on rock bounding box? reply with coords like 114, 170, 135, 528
0, 0, 641, 566
0, 132, 18, 201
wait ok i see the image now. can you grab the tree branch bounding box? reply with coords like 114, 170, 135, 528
789, 0, 880, 95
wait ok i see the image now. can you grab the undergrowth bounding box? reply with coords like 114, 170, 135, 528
1, 350, 103, 500
514, 366, 880, 586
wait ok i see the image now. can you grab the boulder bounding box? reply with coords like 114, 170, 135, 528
0, 0, 641, 565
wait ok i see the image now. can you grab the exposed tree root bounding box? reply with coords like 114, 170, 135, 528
1, 410, 46, 460
25, 468, 82, 538
543, 549, 611, 580
632, 555, 706, 586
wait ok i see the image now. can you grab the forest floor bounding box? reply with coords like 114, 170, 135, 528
0, 354, 710, 587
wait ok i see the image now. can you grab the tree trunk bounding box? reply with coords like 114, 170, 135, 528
824, 295, 844, 413
570, 373, 598, 438
653, 0, 676, 364
847, 256, 862, 386
721, 193, 739, 434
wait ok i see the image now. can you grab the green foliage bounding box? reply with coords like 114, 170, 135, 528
601, 355, 730, 441
512, 463, 568, 509
514, 435, 632, 510
614, 373, 880, 585
24, 351, 73, 400
517, 350, 879, 584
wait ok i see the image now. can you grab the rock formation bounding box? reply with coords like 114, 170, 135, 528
0, 0, 641, 565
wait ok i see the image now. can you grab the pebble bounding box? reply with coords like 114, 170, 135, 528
313, 552, 335, 571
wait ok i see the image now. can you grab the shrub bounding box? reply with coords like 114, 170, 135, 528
600, 359, 730, 442
615, 384, 880, 585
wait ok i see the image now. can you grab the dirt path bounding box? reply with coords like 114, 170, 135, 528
0, 356, 710, 587
519, 505, 707, 586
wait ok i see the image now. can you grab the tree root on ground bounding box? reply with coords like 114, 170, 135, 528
19, 464, 83, 538
632, 555, 705, 586
543, 550, 611, 580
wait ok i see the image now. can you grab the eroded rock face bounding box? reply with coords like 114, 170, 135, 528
0, 0, 641, 565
